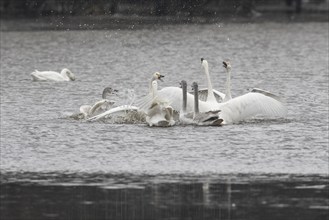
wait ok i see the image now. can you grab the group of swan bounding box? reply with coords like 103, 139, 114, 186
31, 68, 76, 81
38, 58, 287, 127
95, 58, 287, 126
135, 59, 286, 126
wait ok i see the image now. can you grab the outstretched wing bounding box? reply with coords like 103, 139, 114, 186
87, 105, 139, 122
220, 92, 287, 124
250, 88, 283, 102
197, 88, 225, 102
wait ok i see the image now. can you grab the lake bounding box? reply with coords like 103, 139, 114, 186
0, 21, 328, 220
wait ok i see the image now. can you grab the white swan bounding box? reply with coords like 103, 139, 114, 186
179, 80, 222, 126
79, 87, 118, 119
198, 58, 225, 103
144, 80, 175, 127
31, 68, 75, 81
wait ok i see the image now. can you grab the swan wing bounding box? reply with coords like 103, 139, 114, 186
80, 105, 91, 116
89, 100, 108, 116
87, 105, 139, 122
197, 88, 225, 102
219, 92, 287, 124
156, 86, 214, 113
250, 88, 283, 102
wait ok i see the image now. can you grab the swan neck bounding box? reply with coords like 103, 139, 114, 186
152, 81, 158, 98
182, 83, 187, 112
193, 84, 199, 114
224, 69, 232, 101
149, 77, 154, 94
203, 65, 216, 102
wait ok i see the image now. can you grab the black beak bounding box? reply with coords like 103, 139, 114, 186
223, 61, 227, 68
113, 89, 119, 93
201, 58, 204, 63
159, 75, 164, 82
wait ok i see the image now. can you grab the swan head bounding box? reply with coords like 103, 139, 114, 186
179, 80, 187, 88
191, 81, 198, 90
62, 68, 76, 81
153, 72, 164, 82
223, 60, 231, 70
201, 58, 208, 69
102, 87, 118, 99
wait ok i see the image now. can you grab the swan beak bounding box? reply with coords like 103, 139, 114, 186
201, 58, 204, 63
159, 75, 164, 82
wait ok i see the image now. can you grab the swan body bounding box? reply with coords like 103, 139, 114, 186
31, 68, 75, 81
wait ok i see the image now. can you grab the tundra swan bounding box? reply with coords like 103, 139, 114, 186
86, 88, 140, 122
191, 82, 223, 126
31, 68, 75, 81
80, 87, 118, 118
144, 80, 175, 127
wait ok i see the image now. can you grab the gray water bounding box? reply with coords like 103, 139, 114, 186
0, 22, 328, 220
1, 22, 328, 175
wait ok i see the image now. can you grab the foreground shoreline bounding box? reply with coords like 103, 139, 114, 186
1, 172, 328, 220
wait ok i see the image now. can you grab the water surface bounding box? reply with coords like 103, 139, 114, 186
0, 22, 328, 219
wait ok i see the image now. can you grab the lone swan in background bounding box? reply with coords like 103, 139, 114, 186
31, 68, 75, 81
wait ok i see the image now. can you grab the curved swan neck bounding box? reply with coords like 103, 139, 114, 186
202, 61, 216, 102
60, 69, 69, 78
193, 83, 199, 114
182, 81, 187, 112
224, 68, 232, 101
